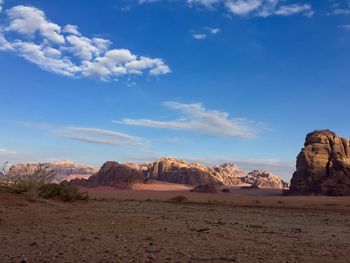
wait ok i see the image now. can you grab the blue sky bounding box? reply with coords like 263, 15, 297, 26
0, 0, 350, 180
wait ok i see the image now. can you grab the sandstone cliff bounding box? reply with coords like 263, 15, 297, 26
242, 170, 288, 189
68, 161, 145, 189
287, 130, 350, 196
148, 158, 243, 186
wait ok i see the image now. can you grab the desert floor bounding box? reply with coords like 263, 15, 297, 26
1, 182, 350, 263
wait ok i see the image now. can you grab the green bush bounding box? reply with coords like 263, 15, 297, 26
38, 183, 89, 202
0, 165, 88, 202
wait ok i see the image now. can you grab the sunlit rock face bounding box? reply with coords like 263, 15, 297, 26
6, 160, 98, 183
148, 158, 245, 186
287, 130, 350, 196
241, 170, 289, 189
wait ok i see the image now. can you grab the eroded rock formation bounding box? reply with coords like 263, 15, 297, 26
148, 158, 243, 186
68, 161, 145, 189
287, 130, 350, 196
242, 170, 288, 189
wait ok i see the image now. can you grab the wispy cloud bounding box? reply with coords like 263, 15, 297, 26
55, 127, 147, 147
0, 148, 16, 155
327, 0, 350, 16
340, 24, 350, 30
115, 101, 264, 139
0, 4, 170, 80
206, 27, 221, 34
140, 0, 314, 17
192, 27, 220, 40
192, 33, 207, 40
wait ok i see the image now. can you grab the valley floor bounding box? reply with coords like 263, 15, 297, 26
1, 189, 350, 263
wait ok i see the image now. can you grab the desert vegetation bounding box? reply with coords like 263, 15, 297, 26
0, 163, 88, 201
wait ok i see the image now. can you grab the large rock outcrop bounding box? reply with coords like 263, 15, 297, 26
241, 170, 289, 189
148, 158, 243, 186
287, 130, 350, 196
68, 161, 145, 189
6, 161, 98, 183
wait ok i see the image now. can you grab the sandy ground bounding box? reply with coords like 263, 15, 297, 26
84, 181, 350, 211
1, 185, 350, 263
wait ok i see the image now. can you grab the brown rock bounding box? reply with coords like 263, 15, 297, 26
148, 158, 243, 186
241, 170, 288, 189
69, 161, 145, 189
287, 130, 350, 196
191, 182, 218, 193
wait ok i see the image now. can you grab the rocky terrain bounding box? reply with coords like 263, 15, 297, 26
6, 160, 98, 183
68, 161, 145, 189
148, 158, 244, 186
1, 191, 349, 263
287, 130, 350, 196
242, 170, 289, 189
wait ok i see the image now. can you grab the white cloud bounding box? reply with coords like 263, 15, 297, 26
62, 24, 81, 36
0, 148, 16, 155
0, 0, 4, 12
139, 0, 314, 17
116, 101, 262, 139
207, 27, 221, 34
187, 0, 220, 8
273, 4, 313, 17
328, 8, 350, 16
6, 5, 65, 44
0, 4, 170, 80
327, 0, 350, 15
192, 33, 207, 40
225, 0, 262, 16
340, 24, 350, 30
55, 127, 147, 147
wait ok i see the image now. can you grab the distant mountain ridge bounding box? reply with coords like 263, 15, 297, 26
147, 158, 244, 186
7, 158, 287, 189
6, 160, 99, 183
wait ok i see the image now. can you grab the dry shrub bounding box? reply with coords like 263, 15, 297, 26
169, 195, 188, 202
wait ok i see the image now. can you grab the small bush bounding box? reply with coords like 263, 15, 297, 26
169, 195, 188, 203
38, 184, 89, 202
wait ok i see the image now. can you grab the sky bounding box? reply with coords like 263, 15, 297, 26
0, 0, 350, 180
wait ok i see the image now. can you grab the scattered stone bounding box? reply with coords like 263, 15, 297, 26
191, 182, 218, 193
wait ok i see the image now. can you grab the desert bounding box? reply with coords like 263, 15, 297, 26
1, 130, 350, 263
1, 187, 350, 263
1, 1, 350, 262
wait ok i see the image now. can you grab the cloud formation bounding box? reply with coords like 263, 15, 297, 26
116, 101, 261, 139
0, 4, 170, 80
192, 33, 207, 40
192, 27, 221, 40
140, 0, 314, 17
55, 127, 147, 147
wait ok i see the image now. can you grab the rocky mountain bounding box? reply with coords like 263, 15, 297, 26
286, 130, 350, 196
6, 160, 98, 183
241, 170, 289, 189
68, 161, 145, 189
148, 158, 243, 186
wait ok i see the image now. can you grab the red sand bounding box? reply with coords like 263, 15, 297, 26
81, 181, 350, 210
